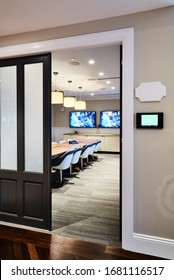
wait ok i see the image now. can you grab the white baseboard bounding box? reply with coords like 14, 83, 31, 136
133, 232, 174, 259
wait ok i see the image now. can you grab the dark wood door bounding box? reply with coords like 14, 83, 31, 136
0, 54, 51, 230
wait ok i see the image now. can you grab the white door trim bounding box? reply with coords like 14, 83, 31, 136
0, 28, 135, 253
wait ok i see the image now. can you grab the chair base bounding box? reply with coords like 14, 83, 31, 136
51, 181, 63, 188
71, 176, 80, 180
52, 179, 75, 188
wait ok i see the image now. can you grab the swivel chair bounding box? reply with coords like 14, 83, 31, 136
93, 140, 101, 160
88, 142, 98, 161
80, 143, 92, 170
70, 147, 83, 175
51, 149, 74, 186
94, 140, 101, 152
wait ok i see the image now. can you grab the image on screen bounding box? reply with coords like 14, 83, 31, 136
141, 114, 158, 126
100, 110, 120, 128
69, 111, 96, 128
136, 112, 163, 129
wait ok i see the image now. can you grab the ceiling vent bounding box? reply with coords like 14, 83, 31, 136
69, 58, 80, 66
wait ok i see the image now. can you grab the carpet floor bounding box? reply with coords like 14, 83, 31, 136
52, 153, 121, 247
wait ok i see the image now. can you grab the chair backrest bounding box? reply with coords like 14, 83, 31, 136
60, 150, 74, 170
71, 147, 82, 165
89, 142, 97, 155
52, 149, 74, 170
80, 144, 92, 159
94, 141, 101, 152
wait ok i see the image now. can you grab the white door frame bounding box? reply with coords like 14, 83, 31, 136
0, 28, 135, 252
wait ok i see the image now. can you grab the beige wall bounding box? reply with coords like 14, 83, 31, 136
52, 99, 120, 141
1, 7, 174, 240
134, 9, 174, 239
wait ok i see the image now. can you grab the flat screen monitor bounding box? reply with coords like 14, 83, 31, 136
69, 111, 96, 128
136, 112, 163, 129
100, 110, 120, 128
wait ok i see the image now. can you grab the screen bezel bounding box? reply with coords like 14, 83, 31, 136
136, 112, 163, 129
100, 110, 120, 128
69, 111, 97, 128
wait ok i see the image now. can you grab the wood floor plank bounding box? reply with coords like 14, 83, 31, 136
0, 224, 164, 260
27, 243, 40, 260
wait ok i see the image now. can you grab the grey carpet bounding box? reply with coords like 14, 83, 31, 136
52, 153, 121, 247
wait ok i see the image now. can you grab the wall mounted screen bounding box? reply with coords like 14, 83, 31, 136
100, 110, 120, 128
69, 111, 96, 128
136, 112, 163, 129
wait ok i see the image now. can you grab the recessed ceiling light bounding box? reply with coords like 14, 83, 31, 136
111, 86, 115, 90
99, 72, 104, 76
90, 93, 94, 96
106, 80, 111, 84
88, 59, 95, 65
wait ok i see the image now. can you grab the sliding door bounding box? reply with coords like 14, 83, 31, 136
0, 54, 51, 230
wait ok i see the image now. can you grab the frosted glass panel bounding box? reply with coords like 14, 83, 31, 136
0, 66, 17, 170
24, 63, 43, 173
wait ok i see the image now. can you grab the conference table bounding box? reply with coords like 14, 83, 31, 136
52, 138, 99, 158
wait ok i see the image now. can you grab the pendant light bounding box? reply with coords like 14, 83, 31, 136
63, 80, 76, 107
51, 72, 64, 104
75, 100, 86, 110
75, 86, 86, 110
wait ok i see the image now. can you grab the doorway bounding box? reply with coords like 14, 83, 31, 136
0, 28, 134, 250
51, 43, 122, 245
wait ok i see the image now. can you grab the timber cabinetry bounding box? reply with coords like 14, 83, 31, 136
63, 133, 120, 152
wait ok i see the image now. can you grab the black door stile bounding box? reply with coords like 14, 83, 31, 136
119, 45, 123, 241
0, 53, 51, 230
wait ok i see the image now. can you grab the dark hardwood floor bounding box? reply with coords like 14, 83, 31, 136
0, 224, 164, 260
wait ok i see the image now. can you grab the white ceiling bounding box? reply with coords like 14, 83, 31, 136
52, 44, 121, 101
1, 0, 173, 101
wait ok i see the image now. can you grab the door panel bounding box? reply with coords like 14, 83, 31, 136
0, 54, 51, 230
24, 63, 43, 173
0, 66, 17, 170
24, 182, 43, 218
0, 179, 17, 214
